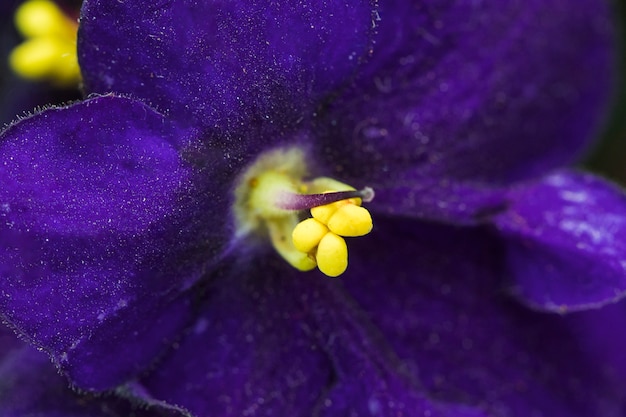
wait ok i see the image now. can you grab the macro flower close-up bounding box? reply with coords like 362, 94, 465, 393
2, 0, 626, 416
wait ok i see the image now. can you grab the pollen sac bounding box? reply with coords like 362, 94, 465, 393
292, 218, 329, 253
310, 204, 337, 225
316, 233, 348, 277
293, 198, 373, 277
233, 147, 373, 278
327, 204, 373, 237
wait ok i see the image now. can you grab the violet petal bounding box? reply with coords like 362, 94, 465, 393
314, 0, 615, 223
566, 301, 626, 393
342, 217, 625, 416
0, 326, 189, 417
79, 0, 376, 135
493, 171, 626, 311
0, 95, 220, 390
138, 254, 487, 417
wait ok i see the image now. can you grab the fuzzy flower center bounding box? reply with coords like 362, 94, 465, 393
9, 0, 80, 87
234, 147, 374, 277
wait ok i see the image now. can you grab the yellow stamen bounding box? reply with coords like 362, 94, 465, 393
293, 195, 372, 277
267, 217, 317, 272
327, 204, 373, 237
233, 147, 374, 277
9, 0, 80, 87
292, 218, 329, 253
316, 233, 348, 277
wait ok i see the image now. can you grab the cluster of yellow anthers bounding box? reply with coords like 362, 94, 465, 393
10, 0, 80, 86
234, 148, 374, 278
292, 195, 372, 277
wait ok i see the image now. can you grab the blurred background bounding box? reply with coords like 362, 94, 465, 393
587, 1, 626, 183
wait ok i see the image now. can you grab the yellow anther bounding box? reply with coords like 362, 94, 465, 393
233, 147, 373, 278
327, 204, 373, 237
296, 199, 372, 277
15, 0, 72, 38
292, 218, 328, 253
311, 203, 338, 224
316, 233, 348, 277
10, 38, 78, 84
9, 0, 80, 87
310, 193, 362, 224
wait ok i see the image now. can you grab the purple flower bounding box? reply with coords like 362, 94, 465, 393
1, 1, 625, 416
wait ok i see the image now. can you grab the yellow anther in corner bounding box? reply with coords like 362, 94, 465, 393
15, 0, 71, 37
316, 233, 348, 277
292, 218, 328, 253
9, 0, 80, 86
327, 204, 373, 237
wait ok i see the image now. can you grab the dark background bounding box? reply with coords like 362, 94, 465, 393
587, 1, 626, 183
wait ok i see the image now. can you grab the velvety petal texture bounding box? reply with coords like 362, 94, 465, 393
79, 0, 376, 135
0, 95, 232, 390
565, 301, 626, 396
342, 218, 625, 416
494, 171, 626, 312
129, 218, 626, 416
0, 0, 621, 415
314, 0, 614, 223
0, 326, 187, 417
138, 250, 488, 417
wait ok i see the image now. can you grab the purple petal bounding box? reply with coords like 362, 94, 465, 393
341, 218, 625, 416
314, 0, 614, 223
137, 255, 487, 417
0, 326, 188, 417
0, 95, 231, 390
493, 171, 626, 312
79, 0, 375, 135
566, 301, 626, 392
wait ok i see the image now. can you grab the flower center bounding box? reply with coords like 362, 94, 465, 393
233, 147, 374, 277
9, 0, 80, 87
